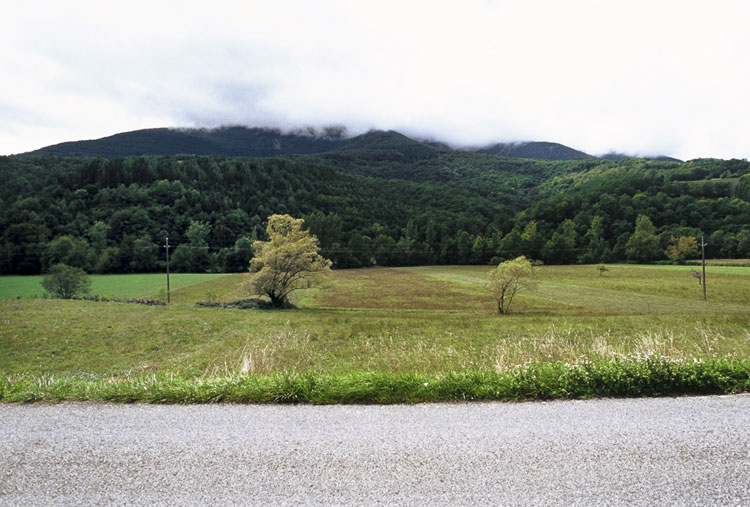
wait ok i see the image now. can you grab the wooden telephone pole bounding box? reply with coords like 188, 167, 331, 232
700, 236, 707, 301
164, 237, 171, 304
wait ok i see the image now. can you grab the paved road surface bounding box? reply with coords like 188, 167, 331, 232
1, 395, 749, 505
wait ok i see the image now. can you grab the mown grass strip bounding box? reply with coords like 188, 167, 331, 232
2, 357, 748, 404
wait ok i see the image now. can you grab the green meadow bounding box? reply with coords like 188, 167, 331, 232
1, 264, 748, 403
0, 273, 226, 300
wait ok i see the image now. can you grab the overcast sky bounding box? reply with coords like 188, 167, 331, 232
2, 0, 749, 159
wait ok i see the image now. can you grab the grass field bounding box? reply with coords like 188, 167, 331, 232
0, 273, 227, 300
407, 264, 750, 314
1, 264, 748, 402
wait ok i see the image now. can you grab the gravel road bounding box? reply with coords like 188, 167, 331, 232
1, 395, 749, 506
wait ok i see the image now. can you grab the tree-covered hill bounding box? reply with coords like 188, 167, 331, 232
22, 126, 443, 161
2, 135, 749, 274
0, 155, 512, 273
601, 152, 683, 163
22, 126, 687, 164
21, 126, 350, 158
476, 141, 594, 160
23, 126, 604, 161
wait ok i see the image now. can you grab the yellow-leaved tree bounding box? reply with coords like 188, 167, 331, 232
248, 214, 332, 307
665, 235, 699, 264
486, 256, 535, 315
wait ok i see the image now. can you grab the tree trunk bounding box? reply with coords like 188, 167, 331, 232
269, 294, 286, 307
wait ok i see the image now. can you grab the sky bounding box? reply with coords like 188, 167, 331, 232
2, 0, 749, 160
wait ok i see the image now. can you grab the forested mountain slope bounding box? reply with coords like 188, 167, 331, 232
22, 127, 444, 161
23, 126, 680, 162
22, 127, 350, 158
2, 138, 749, 274
476, 141, 594, 160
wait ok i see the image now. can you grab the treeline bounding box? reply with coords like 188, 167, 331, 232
1, 153, 749, 274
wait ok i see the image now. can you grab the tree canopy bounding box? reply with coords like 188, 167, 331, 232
41, 263, 91, 299
487, 256, 535, 315
625, 215, 662, 262
665, 236, 699, 263
0, 151, 748, 274
248, 214, 332, 307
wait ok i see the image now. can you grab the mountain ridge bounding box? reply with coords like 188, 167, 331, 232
21, 125, 679, 162
475, 141, 595, 160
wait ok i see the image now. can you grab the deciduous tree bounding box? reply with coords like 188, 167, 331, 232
486, 256, 535, 315
665, 236, 699, 263
248, 214, 332, 307
581, 216, 608, 263
625, 215, 662, 262
542, 219, 577, 264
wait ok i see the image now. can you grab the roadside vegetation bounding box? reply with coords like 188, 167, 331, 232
1, 264, 748, 403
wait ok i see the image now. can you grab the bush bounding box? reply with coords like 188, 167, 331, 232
41, 263, 91, 299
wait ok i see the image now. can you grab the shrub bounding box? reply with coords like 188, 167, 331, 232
40, 263, 91, 299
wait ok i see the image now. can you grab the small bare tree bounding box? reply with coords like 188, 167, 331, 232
486, 256, 536, 315
690, 269, 703, 285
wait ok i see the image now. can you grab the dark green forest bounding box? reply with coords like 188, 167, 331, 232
2, 131, 750, 274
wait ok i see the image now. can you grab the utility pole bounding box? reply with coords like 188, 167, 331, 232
700, 236, 707, 301
164, 237, 171, 304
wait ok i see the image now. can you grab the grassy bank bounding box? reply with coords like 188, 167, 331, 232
2, 357, 748, 404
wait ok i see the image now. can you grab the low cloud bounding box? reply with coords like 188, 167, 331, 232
2, 1, 749, 159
